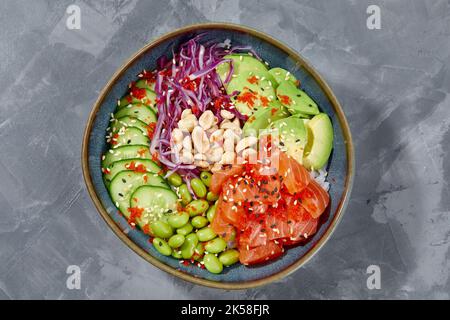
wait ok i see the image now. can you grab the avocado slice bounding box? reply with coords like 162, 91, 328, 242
276, 80, 319, 116
270, 116, 307, 165
268, 67, 298, 86
303, 113, 334, 170
216, 54, 277, 87
227, 70, 276, 116
243, 100, 290, 136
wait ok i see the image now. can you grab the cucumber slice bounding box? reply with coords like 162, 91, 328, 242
110, 126, 150, 149
135, 79, 156, 92
109, 116, 148, 134
102, 145, 151, 169
103, 158, 161, 186
109, 171, 169, 219
130, 185, 179, 227
114, 104, 157, 125
118, 88, 157, 111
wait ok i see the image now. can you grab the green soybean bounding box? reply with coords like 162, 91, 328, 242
178, 184, 192, 205
203, 253, 223, 274
197, 227, 217, 242
176, 222, 193, 236
153, 238, 172, 256
167, 212, 189, 228
191, 178, 207, 198
206, 191, 219, 202
150, 220, 173, 239
186, 199, 209, 217
172, 250, 182, 259
191, 216, 208, 229
193, 243, 205, 261
206, 204, 217, 222
205, 237, 227, 254
200, 171, 213, 187
168, 234, 185, 248
167, 172, 183, 187
219, 249, 240, 266
180, 233, 198, 259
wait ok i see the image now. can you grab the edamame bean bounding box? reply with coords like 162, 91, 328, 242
172, 250, 182, 259
167, 212, 189, 228
176, 222, 193, 236
193, 243, 205, 261
167, 172, 183, 187
178, 184, 192, 205
186, 199, 209, 217
150, 220, 173, 239
153, 238, 172, 256
168, 234, 185, 248
206, 204, 216, 222
206, 191, 219, 202
205, 237, 227, 254
180, 233, 198, 259
191, 178, 207, 198
203, 253, 223, 274
219, 249, 240, 266
197, 227, 217, 242
200, 171, 213, 187
191, 216, 208, 229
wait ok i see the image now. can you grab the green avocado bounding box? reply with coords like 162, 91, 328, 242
276, 80, 319, 116
270, 116, 307, 164
216, 54, 277, 87
268, 67, 298, 86
303, 113, 334, 170
243, 100, 290, 136
227, 70, 276, 116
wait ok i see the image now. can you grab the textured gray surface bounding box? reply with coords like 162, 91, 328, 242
0, 0, 449, 300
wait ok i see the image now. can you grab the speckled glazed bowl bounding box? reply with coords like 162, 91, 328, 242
82, 23, 354, 289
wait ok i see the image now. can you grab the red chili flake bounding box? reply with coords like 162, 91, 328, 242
247, 75, 259, 84
213, 96, 230, 110
126, 95, 133, 103
140, 70, 156, 83
152, 152, 161, 166
128, 161, 147, 173
270, 108, 278, 116
128, 81, 136, 89
130, 87, 147, 100
137, 149, 147, 157
143, 175, 148, 183
191, 105, 199, 114
142, 224, 150, 234
146, 122, 156, 139
182, 76, 198, 91
260, 96, 269, 107
127, 207, 144, 225
111, 133, 119, 145
182, 260, 190, 266
278, 94, 291, 105
237, 90, 258, 108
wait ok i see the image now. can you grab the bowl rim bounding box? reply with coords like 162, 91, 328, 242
81, 22, 355, 290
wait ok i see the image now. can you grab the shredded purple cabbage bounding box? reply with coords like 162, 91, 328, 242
151, 35, 250, 180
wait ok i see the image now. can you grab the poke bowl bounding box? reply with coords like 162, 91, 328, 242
82, 23, 354, 289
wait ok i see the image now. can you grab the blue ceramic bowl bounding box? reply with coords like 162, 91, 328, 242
82, 23, 354, 289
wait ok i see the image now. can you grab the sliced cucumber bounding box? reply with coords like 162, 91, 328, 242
135, 79, 156, 92
130, 185, 179, 227
110, 126, 150, 149
118, 89, 157, 111
103, 158, 161, 186
109, 170, 169, 219
114, 104, 157, 125
102, 145, 151, 169
109, 116, 148, 134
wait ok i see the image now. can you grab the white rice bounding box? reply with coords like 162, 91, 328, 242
309, 168, 330, 192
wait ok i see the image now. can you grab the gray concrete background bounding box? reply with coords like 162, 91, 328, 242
0, 0, 449, 299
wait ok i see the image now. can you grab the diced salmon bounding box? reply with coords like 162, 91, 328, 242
210, 196, 236, 242
239, 241, 284, 265
299, 179, 329, 218
210, 165, 243, 194
279, 151, 312, 194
